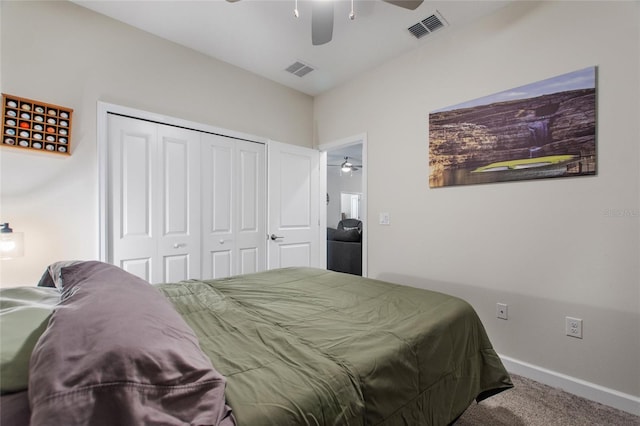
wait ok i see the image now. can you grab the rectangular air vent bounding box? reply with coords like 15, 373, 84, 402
285, 61, 315, 78
408, 11, 447, 39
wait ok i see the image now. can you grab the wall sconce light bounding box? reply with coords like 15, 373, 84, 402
0, 223, 24, 260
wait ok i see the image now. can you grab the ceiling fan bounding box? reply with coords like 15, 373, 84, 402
226, 0, 424, 45
329, 156, 363, 173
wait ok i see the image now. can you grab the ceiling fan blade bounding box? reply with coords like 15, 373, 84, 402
312, 1, 334, 46
382, 0, 423, 10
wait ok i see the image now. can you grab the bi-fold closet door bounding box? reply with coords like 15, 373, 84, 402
107, 114, 265, 284
201, 133, 266, 279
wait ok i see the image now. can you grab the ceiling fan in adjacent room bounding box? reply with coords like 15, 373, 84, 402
329, 156, 363, 174
226, 0, 424, 45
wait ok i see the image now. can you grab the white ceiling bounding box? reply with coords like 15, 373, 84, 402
72, 0, 511, 96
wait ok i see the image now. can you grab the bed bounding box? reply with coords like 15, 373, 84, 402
0, 261, 512, 425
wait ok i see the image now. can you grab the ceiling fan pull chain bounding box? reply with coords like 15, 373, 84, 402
294, 0, 299, 18
349, 0, 355, 20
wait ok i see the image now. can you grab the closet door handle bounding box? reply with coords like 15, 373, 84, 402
270, 234, 284, 241
173, 243, 186, 249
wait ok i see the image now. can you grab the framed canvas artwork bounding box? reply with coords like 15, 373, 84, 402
429, 67, 597, 188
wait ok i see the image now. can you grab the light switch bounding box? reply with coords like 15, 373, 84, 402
379, 212, 390, 225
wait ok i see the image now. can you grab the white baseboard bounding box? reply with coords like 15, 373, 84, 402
499, 354, 640, 417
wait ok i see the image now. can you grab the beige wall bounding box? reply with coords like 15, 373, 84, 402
1, 0, 638, 408
315, 1, 639, 400
0, 1, 313, 285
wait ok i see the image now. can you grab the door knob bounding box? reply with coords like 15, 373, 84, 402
270, 234, 284, 241
173, 243, 185, 249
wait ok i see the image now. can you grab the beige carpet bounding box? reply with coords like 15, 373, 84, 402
456, 374, 639, 426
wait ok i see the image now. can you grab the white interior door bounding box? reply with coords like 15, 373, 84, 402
267, 141, 320, 269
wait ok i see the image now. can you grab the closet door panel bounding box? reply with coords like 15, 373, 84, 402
157, 125, 201, 282
206, 250, 232, 279
239, 247, 258, 275
108, 115, 158, 282
163, 139, 189, 234
121, 258, 153, 283
163, 254, 189, 283
237, 142, 266, 274
239, 149, 259, 231
201, 135, 236, 279
210, 145, 232, 233
122, 138, 152, 238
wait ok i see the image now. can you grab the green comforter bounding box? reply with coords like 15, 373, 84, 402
157, 267, 512, 425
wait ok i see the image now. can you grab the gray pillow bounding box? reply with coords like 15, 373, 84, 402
36, 260, 83, 289
29, 261, 235, 426
333, 228, 361, 242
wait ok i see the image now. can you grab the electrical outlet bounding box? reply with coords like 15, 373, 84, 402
496, 303, 508, 320
565, 317, 583, 339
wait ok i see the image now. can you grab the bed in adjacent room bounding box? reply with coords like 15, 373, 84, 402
0, 261, 512, 425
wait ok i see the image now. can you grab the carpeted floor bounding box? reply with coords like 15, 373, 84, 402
456, 374, 640, 426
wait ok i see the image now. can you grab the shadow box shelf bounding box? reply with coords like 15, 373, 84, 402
2, 94, 73, 156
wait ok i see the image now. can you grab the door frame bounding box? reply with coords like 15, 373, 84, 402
319, 133, 368, 277
96, 102, 268, 263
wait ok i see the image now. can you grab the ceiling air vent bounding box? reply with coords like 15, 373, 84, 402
408, 11, 447, 39
285, 61, 315, 78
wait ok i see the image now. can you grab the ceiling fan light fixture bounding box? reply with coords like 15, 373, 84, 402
341, 158, 354, 173
229, 0, 424, 45
330, 156, 361, 176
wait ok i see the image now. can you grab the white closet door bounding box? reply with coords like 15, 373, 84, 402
201, 135, 235, 279
108, 115, 201, 284
157, 125, 201, 283
201, 134, 266, 279
109, 115, 158, 282
236, 141, 266, 275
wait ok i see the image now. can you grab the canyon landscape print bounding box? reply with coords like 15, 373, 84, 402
429, 67, 596, 188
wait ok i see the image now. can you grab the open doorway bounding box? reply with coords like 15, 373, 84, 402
320, 136, 367, 277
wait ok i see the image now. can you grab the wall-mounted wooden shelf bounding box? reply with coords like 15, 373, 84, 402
2, 94, 73, 156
